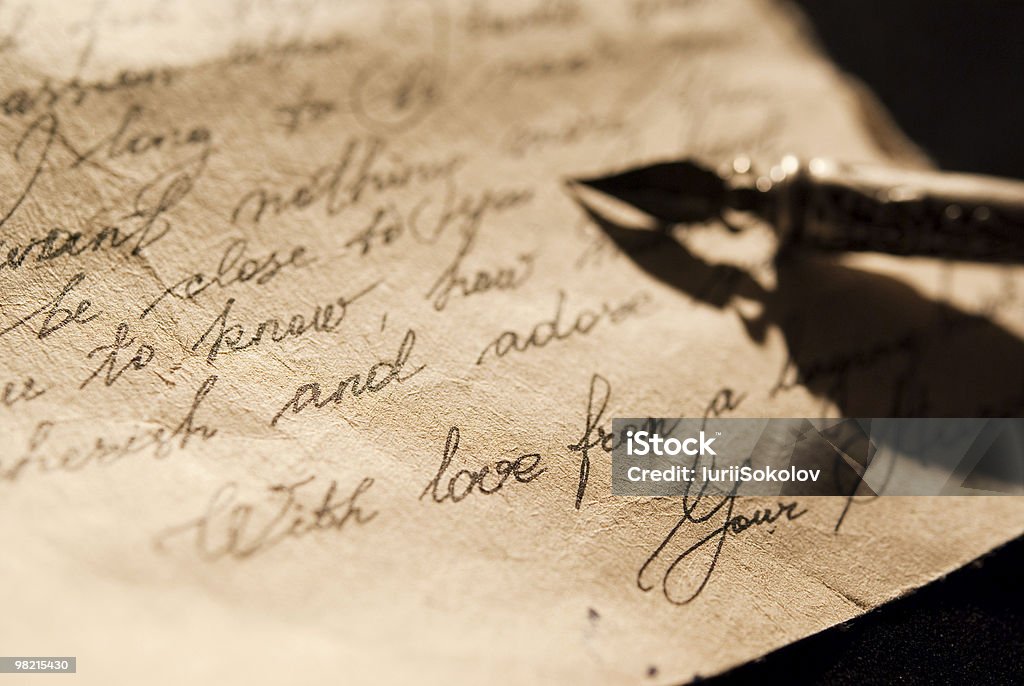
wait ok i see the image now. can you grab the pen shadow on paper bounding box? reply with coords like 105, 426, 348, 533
577, 200, 1024, 487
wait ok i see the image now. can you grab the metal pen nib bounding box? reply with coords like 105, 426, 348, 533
574, 160, 732, 224
575, 155, 1024, 262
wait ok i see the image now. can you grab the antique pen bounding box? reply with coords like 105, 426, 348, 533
576, 156, 1024, 262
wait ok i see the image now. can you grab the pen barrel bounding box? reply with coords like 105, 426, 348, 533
783, 160, 1024, 262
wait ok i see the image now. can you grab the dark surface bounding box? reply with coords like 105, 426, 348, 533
701, 535, 1024, 685
701, 4, 1024, 684
792, 0, 1024, 179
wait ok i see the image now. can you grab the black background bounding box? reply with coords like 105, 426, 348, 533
703, 3, 1023, 684
792, 0, 1023, 179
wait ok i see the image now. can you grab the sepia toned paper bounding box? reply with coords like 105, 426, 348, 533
0, 1, 1021, 683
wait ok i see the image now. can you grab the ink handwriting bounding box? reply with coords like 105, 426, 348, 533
477, 290, 650, 364
0, 376, 218, 483
420, 426, 545, 503
192, 281, 377, 364
154, 475, 377, 561
140, 239, 311, 319
0, 272, 100, 340
1, 376, 45, 408
79, 322, 155, 389
271, 328, 425, 426
637, 485, 806, 605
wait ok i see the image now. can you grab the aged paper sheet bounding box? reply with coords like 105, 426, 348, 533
1, 0, 1022, 683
